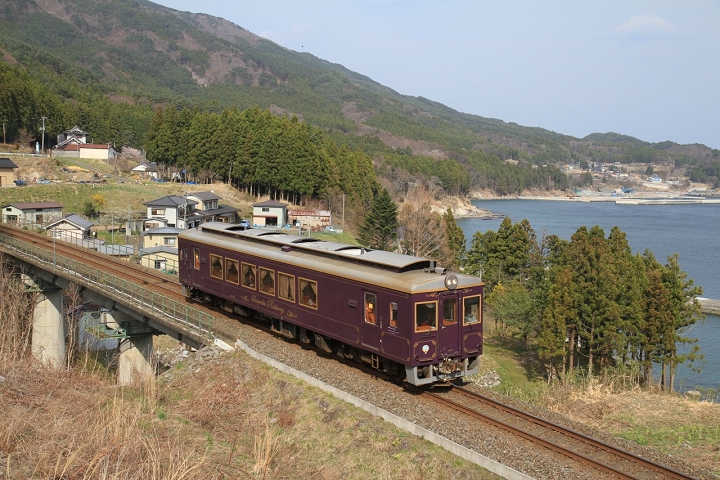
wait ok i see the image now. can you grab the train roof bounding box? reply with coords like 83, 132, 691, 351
191, 222, 431, 270
179, 222, 483, 293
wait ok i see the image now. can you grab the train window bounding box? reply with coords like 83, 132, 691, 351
193, 248, 200, 270
299, 278, 318, 309
463, 296, 481, 325
364, 292, 377, 324
241, 263, 256, 290
389, 302, 398, 328
225, 258, 239, 284
415, 302, 437, 332
259, 268, 275, 295
278, 273, 295, 302
210, 254, 223, 279
442, 297, 457, 326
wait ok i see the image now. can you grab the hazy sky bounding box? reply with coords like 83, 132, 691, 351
152, 1, 720, 150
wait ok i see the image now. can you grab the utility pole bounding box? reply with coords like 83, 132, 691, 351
40, 116, 47, 155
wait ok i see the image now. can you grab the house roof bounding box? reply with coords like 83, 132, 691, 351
97, 245, 135, 256
144, 195, 198, 208
140, 246, 179, 255
132, 162, 158, 172
46, 214, 94, 230
0, 158, 18, 169
188, 191, 221, 201
141, 227, 183, 236
253, 200, 288, 208
196, 205, 238, 218
4, 202, 63, 210
64, 125, 89, 135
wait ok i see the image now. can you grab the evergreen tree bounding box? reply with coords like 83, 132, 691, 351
443, 208, 466, 271
538, 267, 576, 379
661, 253, 704, 391
359, 188, 399, 251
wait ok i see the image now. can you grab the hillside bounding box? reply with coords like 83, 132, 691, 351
1, 0, 719, 195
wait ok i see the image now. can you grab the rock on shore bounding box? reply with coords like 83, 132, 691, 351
430, 196, 495, 219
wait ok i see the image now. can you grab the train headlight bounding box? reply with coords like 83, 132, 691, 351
444, 273, 458, 290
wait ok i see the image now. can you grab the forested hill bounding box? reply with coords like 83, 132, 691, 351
1, 0, 719, 196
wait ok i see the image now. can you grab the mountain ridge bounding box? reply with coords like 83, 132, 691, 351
1, 0, 718, 192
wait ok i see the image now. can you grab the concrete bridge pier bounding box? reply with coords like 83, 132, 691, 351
118, 335, 154, 387
102, 310, 155, 386
25, 275, 66, 369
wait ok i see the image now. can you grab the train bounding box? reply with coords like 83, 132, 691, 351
178, 222, 484, 385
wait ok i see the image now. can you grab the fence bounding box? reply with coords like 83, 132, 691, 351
0, 227, 214, 342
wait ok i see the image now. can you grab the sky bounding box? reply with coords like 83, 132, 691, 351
152, 1, 720, 150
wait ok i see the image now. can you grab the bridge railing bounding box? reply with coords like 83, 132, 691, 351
0, 230, 214, 341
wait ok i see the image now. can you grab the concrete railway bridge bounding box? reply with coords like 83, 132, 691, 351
0, 224, 219, 385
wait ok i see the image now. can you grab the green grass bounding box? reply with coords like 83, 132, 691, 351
482, 336, 548, 400
620, 424, 720, 448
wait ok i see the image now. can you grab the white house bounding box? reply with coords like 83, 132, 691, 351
186, 191, 238, 224
45, 214, 104, 249
252, 200, 287, 227
131, 162, 158, 179
143, 195, 201, 229
2, 202, 63, 227
52, 125, 118, 161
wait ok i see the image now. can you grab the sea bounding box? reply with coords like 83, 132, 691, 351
459, 199, 720, 395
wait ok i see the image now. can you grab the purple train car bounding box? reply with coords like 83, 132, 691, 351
178, 222, 483, 385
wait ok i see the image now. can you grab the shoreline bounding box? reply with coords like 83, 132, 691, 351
470, 193, 720, 205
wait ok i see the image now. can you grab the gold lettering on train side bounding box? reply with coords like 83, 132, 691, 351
424, 292, 439, 299
250, 295, 267, 307
285, 310, 298, 319
267, 299, 286, 317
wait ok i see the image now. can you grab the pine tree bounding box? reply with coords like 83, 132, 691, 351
358, 188, 399, 251
443, 208, 466, 270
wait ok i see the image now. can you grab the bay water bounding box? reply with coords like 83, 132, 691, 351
460, 199, 720, 394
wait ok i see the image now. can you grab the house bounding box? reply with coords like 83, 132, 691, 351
143, 195, 201, 229
52, 125, 118, 161
2, 202, 63, 227
287, 209, 331, 230
131, 162, 158, 179
45, 214, 104, 249
139, 227, 181, 273
0, 158, 19, 187
252, 200, 287, 227
186, 191, 238, 224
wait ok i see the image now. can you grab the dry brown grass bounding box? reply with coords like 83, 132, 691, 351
0, 346, 499, 480
538, 378, 720, 474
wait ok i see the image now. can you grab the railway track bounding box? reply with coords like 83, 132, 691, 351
0, 224, 707, 478
0, 226, 184, 300
423, 385, 699, 480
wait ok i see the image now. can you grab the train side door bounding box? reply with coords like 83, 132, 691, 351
439, 293, 461, 357
360, 291, 381, 351
180, 245, 192, 283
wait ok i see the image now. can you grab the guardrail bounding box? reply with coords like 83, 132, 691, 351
0, 230, 214, 341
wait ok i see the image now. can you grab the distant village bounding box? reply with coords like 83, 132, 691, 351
0, 126, 338, 276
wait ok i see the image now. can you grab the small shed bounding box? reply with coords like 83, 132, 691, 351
46, 214, 94, 243
0, 158, 19, 187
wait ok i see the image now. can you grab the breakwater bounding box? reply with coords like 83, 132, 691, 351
699, 298, 720, 315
